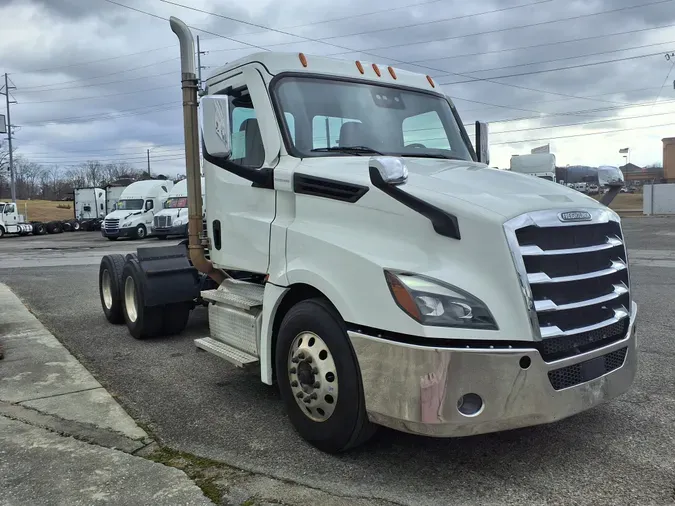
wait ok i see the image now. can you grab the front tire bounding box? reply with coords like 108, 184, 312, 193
135, 224, 147, 240
275, 298, 375, 453
121, 260, 162, 339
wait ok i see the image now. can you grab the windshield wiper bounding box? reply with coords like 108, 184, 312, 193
402, 153, 466, 161
311, 146, 383, 156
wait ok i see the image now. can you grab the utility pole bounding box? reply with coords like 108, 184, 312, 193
196, 35, 207, 93
147, 148, 151, 177
2, 73, 16, 203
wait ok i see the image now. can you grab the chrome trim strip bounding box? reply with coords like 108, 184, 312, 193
528, 259, 627, 284
539, 306, 629, 339
535, 283, 628, 312
520, 236, 623, 256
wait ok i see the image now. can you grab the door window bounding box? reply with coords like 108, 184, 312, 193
229, 88, 265, 168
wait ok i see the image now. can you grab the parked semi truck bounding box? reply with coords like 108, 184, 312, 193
97, 17, 637, 453
153, 178, 204, 239
74, 187, 106, 231
510, 153, 557, 182
101, 179, 173, 240
105, 184, 127, 215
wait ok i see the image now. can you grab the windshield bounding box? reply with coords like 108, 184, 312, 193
272, 76, 473, 161
115, 199, 144, 211
164, 197, 188, 209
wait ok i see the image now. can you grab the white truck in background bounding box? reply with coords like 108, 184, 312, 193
510, 153, 557, 182
0, 202, 45, 238
96, 18, 637, 454
101, 179, 173, 240
153, 178, 204, 240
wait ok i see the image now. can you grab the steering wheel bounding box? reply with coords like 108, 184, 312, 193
405, 143, 426, 149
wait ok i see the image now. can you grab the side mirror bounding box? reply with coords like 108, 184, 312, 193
475, 121, 489, 165
369, 156, 408, 186
597, 165, 625, 187
201, 95, 232, 159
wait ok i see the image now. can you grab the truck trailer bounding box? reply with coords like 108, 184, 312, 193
74, 187, 106, 231
97, 17, 637, 453
510, 153, 557, 182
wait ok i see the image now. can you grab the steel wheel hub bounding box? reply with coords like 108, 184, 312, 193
288, 331, 338, 422
101, 269, 113, 309
124, 276, 138, 323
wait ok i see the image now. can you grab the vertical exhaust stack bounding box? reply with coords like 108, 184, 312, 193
170, 16, 226, 284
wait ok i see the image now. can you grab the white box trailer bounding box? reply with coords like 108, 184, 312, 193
510, 153, 557, 182
105, 184, 127, 215
74, 187, 106, 231
95, 17, 637, 454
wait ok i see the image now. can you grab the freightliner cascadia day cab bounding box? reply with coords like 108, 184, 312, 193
96, 17, 637, 453
101, 179, 173, 240
153, 178, 205, 239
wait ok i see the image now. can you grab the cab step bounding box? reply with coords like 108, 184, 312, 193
201, 278, 264, 310
194, 337, 259, 368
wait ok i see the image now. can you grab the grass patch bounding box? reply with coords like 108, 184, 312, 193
16, 200, 75, 222
590, 192, 642, 211
146, 445, 250, 504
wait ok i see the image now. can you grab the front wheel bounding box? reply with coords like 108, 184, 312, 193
275, 298, 376, 453
135, 224, 147, 240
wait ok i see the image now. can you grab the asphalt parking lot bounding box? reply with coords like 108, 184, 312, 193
1, 219, 674, 506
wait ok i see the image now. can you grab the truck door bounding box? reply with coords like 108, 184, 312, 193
3, 203, 18, 225
204, 67, 281, 274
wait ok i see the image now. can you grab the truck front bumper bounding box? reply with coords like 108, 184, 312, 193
101, 226, 135, 239
349, 301, 637, 437
153, 223, 188, 237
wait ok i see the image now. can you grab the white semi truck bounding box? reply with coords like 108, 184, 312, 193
101, 179, 173, 240
73, 187, 106, 231
105, 184, 127, 215
153, 178, 205, 240
510, 153, 557, 182
96, 17, 637, 453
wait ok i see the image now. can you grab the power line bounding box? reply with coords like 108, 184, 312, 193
489, 121, 675, 145
324, 0, 675, 55
16, 85, 175, 104
20, 102, 178, 126
17, 71, 178, 94
101, 0, 271, 52
437, 49, 671, 86
413, 22, 675, 64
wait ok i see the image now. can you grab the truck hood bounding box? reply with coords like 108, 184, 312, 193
104, 210, 143, 221
299, 156, 605, 219
155, 208, 188, 218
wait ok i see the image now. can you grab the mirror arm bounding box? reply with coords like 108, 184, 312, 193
200, 138, 274, 189
600, 186, 622, 206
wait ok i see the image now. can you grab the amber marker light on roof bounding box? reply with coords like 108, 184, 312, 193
298, 53, 308, 67
372, 63, 381, 77
426, 75, 435, 88
355, 60, 364, 74
388, 66, 397, 79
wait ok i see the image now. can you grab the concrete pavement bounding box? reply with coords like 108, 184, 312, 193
0, 282, 212, 506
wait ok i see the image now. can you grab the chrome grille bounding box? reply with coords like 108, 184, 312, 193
104, 218, 119, 232
154, 215, 171, 228
505, 208, 631, 361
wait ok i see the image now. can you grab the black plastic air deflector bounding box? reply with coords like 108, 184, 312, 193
369, 166, 460, 240
293, 173, 369, 203
135, 245, 201, 307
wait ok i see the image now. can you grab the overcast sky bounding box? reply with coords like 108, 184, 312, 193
1, 0, 674, 175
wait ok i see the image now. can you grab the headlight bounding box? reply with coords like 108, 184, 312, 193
121, 222, 131, 228
384, 270, 498, 330
173, 217, 186, 226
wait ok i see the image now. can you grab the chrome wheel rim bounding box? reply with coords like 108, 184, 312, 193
124, 276, 138, 323
288, 331, 338, 422
137, 226, 145, 238
101, 269, 113, 309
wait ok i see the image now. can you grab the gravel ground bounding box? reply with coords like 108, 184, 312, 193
1, 219, 674, 506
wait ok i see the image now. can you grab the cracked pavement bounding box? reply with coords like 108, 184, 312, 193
1, 218, 674, 505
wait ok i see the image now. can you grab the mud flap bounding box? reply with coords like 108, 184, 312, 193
135, 245, 201, 307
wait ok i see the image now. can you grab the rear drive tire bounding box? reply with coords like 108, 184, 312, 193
121, 260, 162, 339
99, 254, 126, 324
70, 219, 81, 231
135, 224, 147, 240
275, 297, 376, 453
33, 222, 46, 235
62, 221, 73, 232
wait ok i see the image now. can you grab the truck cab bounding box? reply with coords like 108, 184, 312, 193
0, 202, 33, 237
101, 180, 173, 240
96, 17, 637, 454
153, 178, 204, 239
